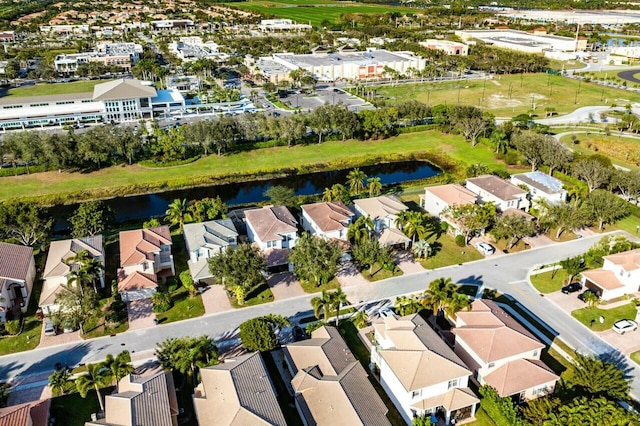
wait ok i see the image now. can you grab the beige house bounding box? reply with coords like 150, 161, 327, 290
86, 371, 178, 426
0, 399, 50, 426
118, 226, 174, 302
420, 184, 478, 218
466, 175, 530, 212
245, 206, 298, 270
193, 352, 286, 426
300, 201, 354, 241
0, 242, 36, 321
40, 236, 105, 315
371, 313, 479, 425
284, 326, 391, 426
581, 248, 640, 301
453, 300, 558, 402
354, 196, 410, 248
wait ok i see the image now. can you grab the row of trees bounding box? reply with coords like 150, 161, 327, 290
394, 277, 471, 319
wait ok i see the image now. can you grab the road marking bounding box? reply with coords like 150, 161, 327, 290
507, 280, 537, 304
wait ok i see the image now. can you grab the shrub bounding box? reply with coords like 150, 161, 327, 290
179, 270, 196, 296
503, 151, 519, 165
165, 277, 179, 293
479, 385, 522, 426
152, 291, 173, 313
455, 235, 466, 247
4, 320, 20, 336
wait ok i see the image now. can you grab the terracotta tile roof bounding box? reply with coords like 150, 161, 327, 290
0, 399, 50, 426
424, 184, 477, 207
411, 387, 479, 412
502, 208, 535, 221
117, 270, 158, 291
604, 248, 640, 272
119, 226, 172, 267
43, 236, 104, 279
483, 359, 558, 397
453, 300, 544, 363
354, 196, 408, 220
582, 269, 624, 290
245, 206, 297, 243
0, 243, 33, 282
466, 175, 526, 201
263, 248, 289, 268
194, 352, 286, 426
301, 201, 354, 233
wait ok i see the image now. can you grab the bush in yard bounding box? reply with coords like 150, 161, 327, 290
179, 270, 196, 297
165, 276, 179, 293
479, 385, 522, 426
4, 320, 20, 335
455, 234, 465, 247
152, 291, 173, 313
239, 315, 290, 352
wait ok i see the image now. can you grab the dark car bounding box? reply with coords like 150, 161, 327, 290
292, 325, 308, 342
561, 282, 582, 294
578, 288, 599, 302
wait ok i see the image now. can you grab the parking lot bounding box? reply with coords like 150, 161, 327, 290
277, 87, 373, 113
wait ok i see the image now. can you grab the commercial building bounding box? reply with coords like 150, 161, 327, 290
497, 9, 640, 26
54, 42, 143, 73
253, 48, 426, 83
169, 37, 228, 62
258, 19, 312, 32
419, 39, 469, 56
455, 29, 586, 53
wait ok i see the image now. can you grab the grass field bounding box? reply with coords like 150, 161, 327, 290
419, 234, 483, 269
559, 133, 640, 170
5, 80, 109, 99
530, 269, 570, 294
227, 0, 417, 26
571, 302, 637, 332
362, 73, 636, 117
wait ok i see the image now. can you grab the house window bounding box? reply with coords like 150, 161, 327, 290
411, 390, 421, 398
488, 362, 495, 368
533, 386, 547, 396
447, 379, 458, 389
533, 350, 539, 357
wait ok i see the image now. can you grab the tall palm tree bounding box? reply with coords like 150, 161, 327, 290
352, 310, 369, 329
367, 177, 383, 197
104, 350, 134, 389
48, 369, 70, 396
311, 290, 333, 322
165, 198, 189, 231
403, 211, 428, 243
445, 293, 471, 319
76, 363, 111, 413
346, 168, 367, 196
331, 288, 348, 326
347, 216, 374, 243
423, 277, 457, 316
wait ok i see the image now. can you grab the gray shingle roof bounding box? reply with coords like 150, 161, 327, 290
183, 219, 238, 254
0, 242, 33, 281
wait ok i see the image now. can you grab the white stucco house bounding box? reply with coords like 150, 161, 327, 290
0, 243, 36, 322
39, 235, 105, 315
511, 172, 567, 205
580, 248, 640, 301
117, 226, 174, 302
183, 219, 239, 283
420, 184, 478, 218
300, 201, 354, 241
371, 313, 479, 425
354, 196, 411, 248
244, 206, 298, 271
453, 300, 558, 402
466, 175, 530, 212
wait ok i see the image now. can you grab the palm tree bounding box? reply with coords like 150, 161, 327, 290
104, 350, 134, 389
445, 293, 471, 319
403, 211, 428, 243
48, 369, 70, 396
331, 288, 348, 326
165, 198, 189, 231
412, 240, 432, 260
423, 277, 457, 316
347, 216, 374, 243
311, 290, 333, 322
352, 310, 369, 329
346, 168, 367, 196
76, 363, 111, 412
394, 295, 423, 316
322, 187, 334, 202
66, 250, 103, 293
367, 177, 383, 197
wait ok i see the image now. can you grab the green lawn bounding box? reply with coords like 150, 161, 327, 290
5, 80, 109, 99
529, 269, 570, 294
469, 407, 497, 426
50, 387, 114, 426
571, 302, 637, 332
0, 277, 43, 355
419, 234, 483, 269
156, 286, 205, 323
361, 263, 403, 282
361, 73, 636, 117
631, 350, 640, 365
230, 282, 274, 308
300, 277, 341, 294
559, 133, 640, 170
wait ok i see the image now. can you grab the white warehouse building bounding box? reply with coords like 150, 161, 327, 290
455, 29, 586, 53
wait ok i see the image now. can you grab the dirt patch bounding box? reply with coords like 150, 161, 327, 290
487, 94, 523, 109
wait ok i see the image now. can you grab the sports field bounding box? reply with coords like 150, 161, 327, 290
227, 0, 417, 26
4, 80, 110, 99
362, 73, 637, 117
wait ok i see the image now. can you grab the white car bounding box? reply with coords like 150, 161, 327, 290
43, 319, 56, 336
612, 319, 638, 335
475, 242, 495, 256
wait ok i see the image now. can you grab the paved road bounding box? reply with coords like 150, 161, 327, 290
1, 232, 639, 398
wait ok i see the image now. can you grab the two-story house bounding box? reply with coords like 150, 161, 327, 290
183, 219, 239, 283
511, 172, 567, 205
0, 242, 36, 321
284, 326, 391, 426
581, 248, 640, 301
245, 206, 298, 271
354, 196, 410, 248
193, 352, 286, 426
117, 226, 174, 302
39, 236, 105, 315
300, 201, 354, 241
421, 184, 478, 218
466, 175, 530, 212
453, 300, 558, 402
371, 313, 478, 425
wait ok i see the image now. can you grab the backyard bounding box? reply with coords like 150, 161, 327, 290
571, 302, 638, 332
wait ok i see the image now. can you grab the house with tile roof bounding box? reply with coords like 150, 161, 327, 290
580, 248, 640, 301
85, 371, 178, 426
245, 206, 298, 270
39, 236, 105, 315
452, 299, 558, 402
371, 313, 478, 425
466, 175, 530, 212
193, 352, 286, 426
284, 326, 391, 426
300, 201, 354, 241
0, 399, 50, 426
117, 226, 173, 302
353, 196, 411, 249
0, 242, 36, 321
421, 184, 478, 218
183, 219, 239, 283
511, 172, 566, 205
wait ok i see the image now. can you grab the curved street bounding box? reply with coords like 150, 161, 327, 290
1, 231, 639, 398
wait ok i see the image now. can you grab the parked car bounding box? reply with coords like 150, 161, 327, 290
43, 319, 56, 336
577, 288, 599, 302
561, 282, 582, 294
292, 325, 308, 342
612, 319, 638, 335
475, 242, 495, 256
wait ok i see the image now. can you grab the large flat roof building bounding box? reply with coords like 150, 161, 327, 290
455, 29, 586, 53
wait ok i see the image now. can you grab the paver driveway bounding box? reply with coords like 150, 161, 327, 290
127, 298, 156, 331
202, 285, 233, 315
267, 273, 305, 300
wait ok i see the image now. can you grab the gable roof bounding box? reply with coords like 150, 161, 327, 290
453, 299, 544, 363
119, 226, 172, 267
511, 172, 564, 195
0, 242, 33, 282
183, 219, 238, 254
466, 175, 526, 201
581, 269, 624, 290
194, 352, 286, 426
301, 201, 354, 233
377, 228, 410, 247
285, 326, 356, 376
604, 248, 640, 272
411, 387, 479, 413
0, 400, 50, 426
117, 270, 158, 292
353, 196, 408, 220
244, 206, 297, 243
483, 359, 558, 397
93, 78, 157, 101
43, 235, 104, 279
424, 184, 477, 207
